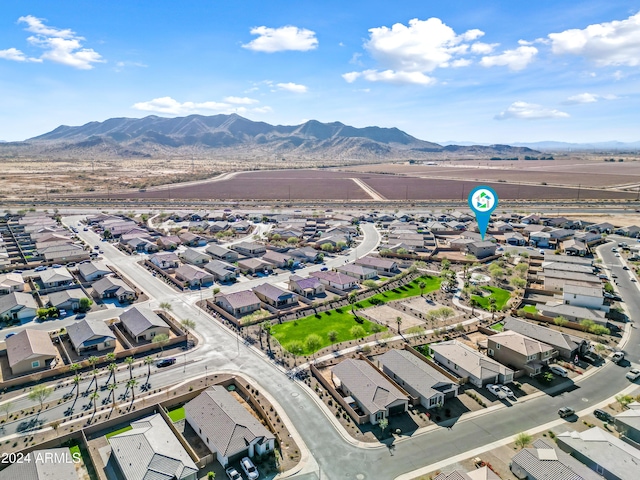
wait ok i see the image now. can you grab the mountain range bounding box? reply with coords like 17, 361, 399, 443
441, 139, 640, 151
1, 114, 539, 159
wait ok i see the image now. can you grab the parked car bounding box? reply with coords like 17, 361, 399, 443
52, 264, 63, 269
93, 245, 100, 250
58, 310, 67, 317
623, 265, 630, 270
550, 365, 568, 377
594, 409, 613, 422
13, 270, 24, 274
320, 267, 328, 271
487, 384, 507, 399
615, 253, 621, 257
75, 313, 86, 320
157, 358, 176, 368
83, 227, 89, 231
612, 352, 625, 364
626, 368, 640, 381
34, 266, 47, 272
500, 385, 515, 398
4, 333, 16, 339
225, 467, 243, 480
240, 457, 259, 480
67, 262, 76, 268
558, 407, 575, 418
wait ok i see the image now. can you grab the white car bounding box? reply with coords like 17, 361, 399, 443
550, 365, 568, 377
487, 384, 507, 399
240, 457, 259, 480
225, 467, 243, 480
615, 253, 621, 257
500, 385, 515, 398
626, 368, 640, 381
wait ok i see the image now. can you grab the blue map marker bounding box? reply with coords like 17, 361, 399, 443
468, 185, 498, 241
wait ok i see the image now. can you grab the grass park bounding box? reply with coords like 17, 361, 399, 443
271, 275, 441, 356
471, 286, 511, 310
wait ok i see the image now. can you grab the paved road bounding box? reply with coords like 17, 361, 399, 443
3, 220, 640, 480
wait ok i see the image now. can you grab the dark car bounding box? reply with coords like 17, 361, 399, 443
75, 313, 86, 320
157, 358, 176, 367
594, 409, 613, 422
320, 267, 329, 271
558, 407, 575, 418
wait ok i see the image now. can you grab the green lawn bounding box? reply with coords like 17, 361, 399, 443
521, 305, 537, 314
272, 310, 386, 355
354, 275, 442, 309
105, 425, 132, 439
471, 286, 511, 310
167, 406, 185, 422
490, 322, 504, 332
69, 444, 81, 458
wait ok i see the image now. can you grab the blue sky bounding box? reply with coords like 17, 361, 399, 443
1, 1, 639, 143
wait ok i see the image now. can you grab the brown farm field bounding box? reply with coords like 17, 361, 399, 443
88, 167, 639, 201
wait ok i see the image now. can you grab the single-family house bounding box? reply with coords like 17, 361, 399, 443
466, 241, 498, 259
487, 330, 556, 376
231, 242, 266, 257
336, 264, 378, 281
588, 222, 615, 234
288, 246, 320, 263
562, 238, 587, 256
556, 427, 640, 480
543, 270, 601, 292
378, 349, 458, 409
614, 401, 640, 444
262, 250, 293, 268
0, 272, 25, 294
77, 261, 112, 282
252, 283, 297, 309
6, 329, 58, 375
175, 264, 214, 287
434, 468, 500, 480
510, 438, 601, 480
0, 292, 38, 321
120, 306, 170, 342
540, 302, 608, 326
39, 268, 73, 289
616, 225, 640, 237
125, 237, 159, 253
549, 228, 575, 241
504, 232, 526, 246
542, 261, 594, 275
332, 359, 408, 425
237, 257, 273, 274
109, 414, 198, 480
185, 386, 275, 467
47, 288, 89, 312
179, 247, 211, 266
42, 244, 89, 263
179, 232, 205, 247
156, 235, 182, 250
354, 256, 398, 274
205, 244, 238, 262
529, 231, 551, 248
149, 252, 180, 270
310, 271, 357, 291
215, 290, 262, 317
0, 448, 80, 480
563, 282, 607, 311
92, 276, 136, 303
203, 260, 238, 282
430, 340, 514, 387
288, 275, 325, 298
503, 316, 590, 360
67, 318, 115, 353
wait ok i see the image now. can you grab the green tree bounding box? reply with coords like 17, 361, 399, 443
79, 297, 93, 311
603, 282, 614, 294
107, 363, 117, 385
378, 417, 389, 438
1, 401, 13, 421
616, 394, 634, 408
371, 323, 384, 339
348, 291, 358, 314
469, 298, 479, 316
125, 356, 135, 379
350, 325, 366, 340
73, 374, 82, 399
152, 333, 170, 352
554, 316, 568, 327
515, 432, 532, 449
106, 352, 116, 362
580, 319, 596, 332
396, 316, 403, 334
419, 281, 426, 297
327, 330, 338, 342
90, 391, 100, 415
207, 472, 216, 480
28, 385, 53, 410
144, 356, 154, 376
590, 324, 610, 336
320, 243, 334, 252
159, 302, 172, 311
363, 279, 378, 288
127, 378, 139, 401
305, 334, 322, 357
510, 277, 526, 288
262, 321, 272, 354
441, 259, 451, 270
489, 298, 498, 321
69, 363, 81, 375
181, 319, 196, 341
107, 382, 117, 408
285, 341, 304, 363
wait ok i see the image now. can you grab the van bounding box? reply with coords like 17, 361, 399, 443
550, 365, 568, 377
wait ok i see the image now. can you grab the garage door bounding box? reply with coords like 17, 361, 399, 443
389, 403, 406, 416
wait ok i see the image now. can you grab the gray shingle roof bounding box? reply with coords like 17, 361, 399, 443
217, 290, 261, 309
109, 414, 197, 480
185, 386, 275, 458
378, 349, 456, 401
78, 261, 111, 279
66, 318, 115, 349
6, 329, 57, 368
252, 283, 291, 302
120, 307, 169, 337
503, 317, 583, 352
430, 340, 513, 381
332, 359, 407, 415
92, 276, 134, 296
0, 291, 37, 314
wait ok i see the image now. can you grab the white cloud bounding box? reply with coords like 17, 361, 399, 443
548, 12, 640, 66
480, 46, 538, 71
243, 26, 318, 52
223, 96, 259, 104
0, 47, 40, 62
495, 101, 569, 120
342, 69, 435, 85
132, 96, 270, 116
451, 58, 472, 68
470, 42, 498, 54
276, 82, 308, 93
564, 92, 599, 104
0, 15, 104, 69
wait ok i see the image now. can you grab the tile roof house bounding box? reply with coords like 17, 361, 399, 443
487, 330, 556, 376
310, 271, 357, 291
175, 264, 214, 287
120, 306, 170, 342
430, 340, 514, 387
77, 261, 112, 282
0, 272, 25, 294
614, 401, 640, 444
556, 427, 640, 480
179, 232, 205, 246
503, 317, 590, 360
0, 291, 38, 321
378, 349, 459, 410
6, 329, 58, 375
252, 283, 297, 309
185, 386, 275, 467
288, 275, 325, 298
109, 414, 198, 480
562, 238, 587, 256
332, 358, 408, 425
287, 246, 320, 262
0, 448, 80, 480
66, 318, 115, 353
504, 231, 526, 246
510, 438, 601, 480
215, 290, 262, 317
92, 276, 136, 303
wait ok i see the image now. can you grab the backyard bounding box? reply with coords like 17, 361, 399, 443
471, 286, 511, 310
354, 275, 442, 309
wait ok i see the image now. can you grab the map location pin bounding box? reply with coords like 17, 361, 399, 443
468, 185, 498, 241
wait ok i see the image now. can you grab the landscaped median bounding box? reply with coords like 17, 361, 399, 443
271, 275, 441, 355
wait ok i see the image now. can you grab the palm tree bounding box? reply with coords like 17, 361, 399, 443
127, 379, 139, 402
159, 302, 172, 311
348, 292, 358, 315
107, 362, 117, 385
90, 391, 100, 415
144, 356, 154, 377
69, 363, 81, 375
125, 356, 135, 379
489, 298, 498, 321
262, 321, 272, 355
419, 281, 426, 297
91, 368, 99, 391
470, 298, 479, 316
181, 319, 196, 342
107, 383, 117, 408
73, 375, 82, 399
106, 352, 116, 363
88, 355, 99, 370
396, 316, 403, 334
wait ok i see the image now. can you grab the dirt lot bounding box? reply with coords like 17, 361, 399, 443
365, 305, 424, 330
